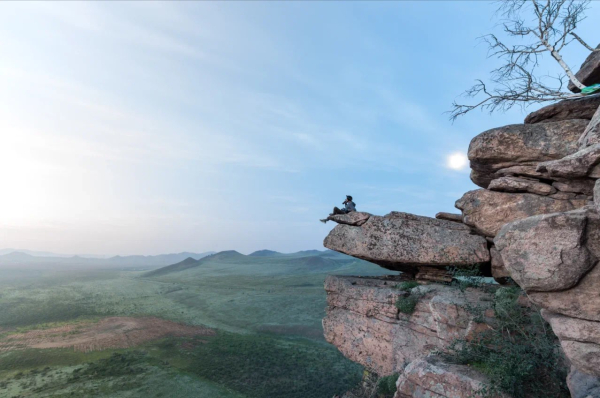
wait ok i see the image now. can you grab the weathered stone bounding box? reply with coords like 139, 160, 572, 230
323, 276, 493, 375
595, 179, 600, 207
394, 356, 506, 398
579, 105, 600, 149
590, 164, 600, 179
542, 311, 600, 378
455, 189, 588, 237
496, 207, 600, 321
529, 263, 600, 322
415, 266, 453, 283
495, 164, 547, 180
553, 179, 596, 196
468, 120, 587, 188
435, 212, 463, 223
568, 44, 600, 93
525, 95, 600, 124
490, 247, 511, 284
495, 209, 595, 292
323, 212, 490, 274
567, 366, 600, 398
550, 191, 578, 200
327, 212, 371, 226
537, 143, 600, 178
488, 176, 556, 196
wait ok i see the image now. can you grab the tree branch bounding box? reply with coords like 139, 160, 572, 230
570, 32, 599, 52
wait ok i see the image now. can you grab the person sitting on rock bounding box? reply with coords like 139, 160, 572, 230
320, 195, 356, 223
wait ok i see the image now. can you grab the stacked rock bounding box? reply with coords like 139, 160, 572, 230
323, 53, 600, 397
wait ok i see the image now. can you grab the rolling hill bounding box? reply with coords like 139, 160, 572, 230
144, 249, 385, 279
0, 250, 215, 270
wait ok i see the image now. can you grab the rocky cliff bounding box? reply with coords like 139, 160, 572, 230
323, 58, 600, 398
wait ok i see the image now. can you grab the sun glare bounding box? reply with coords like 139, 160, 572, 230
447, 152, 468, 171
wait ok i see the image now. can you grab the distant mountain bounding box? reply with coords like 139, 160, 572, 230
248, 250, 282, 257
145, 257, 202, 277
144, 248, 380, 279
0, 249, 108, 258
0, 251, 215, 270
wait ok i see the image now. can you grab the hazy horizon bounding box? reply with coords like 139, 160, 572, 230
0, 247, 326, 258
2, 1, 598, 256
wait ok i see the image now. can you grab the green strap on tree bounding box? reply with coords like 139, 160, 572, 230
582, 84, 600, 95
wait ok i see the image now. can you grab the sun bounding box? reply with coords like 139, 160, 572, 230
447, 152, 468, 171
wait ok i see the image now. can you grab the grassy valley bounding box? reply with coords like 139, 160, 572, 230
0, 250, 391, 398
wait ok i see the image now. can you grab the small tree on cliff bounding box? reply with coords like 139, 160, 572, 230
450, 0, 598, 121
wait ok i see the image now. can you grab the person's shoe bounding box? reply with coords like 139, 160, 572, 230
320, 219, 328, 223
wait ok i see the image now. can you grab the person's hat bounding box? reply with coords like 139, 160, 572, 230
346, 195, 353, 201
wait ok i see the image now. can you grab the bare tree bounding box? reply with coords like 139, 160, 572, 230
450, 0, 598, 121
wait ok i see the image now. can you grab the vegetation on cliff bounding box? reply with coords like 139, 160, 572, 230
444, 285, 569, 398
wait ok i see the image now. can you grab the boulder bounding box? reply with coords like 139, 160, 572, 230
468, 120, 588, 188
323, 276, 493, 376
542, 311, 600, 378
595, 179, 600, 207
326, 212, 372, 226
488, 176, 556, 196
495, 210, 595, 292
394, 356, 506, 398
537, 143, 600, 178
435, 212, 463, 223
455, 189, 588, 237
525, 95, 600, 124
528, 263, 600, 322
323, 212, 490, 274
497, 207, 600, 322
567, 366, 600, 398
578, 104, 600, 149
568, 45, 600, 93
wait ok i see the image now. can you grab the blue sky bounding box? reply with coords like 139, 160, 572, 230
1, 1, 598, 255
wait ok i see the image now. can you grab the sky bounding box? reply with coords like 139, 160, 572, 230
1, 1, 598, 256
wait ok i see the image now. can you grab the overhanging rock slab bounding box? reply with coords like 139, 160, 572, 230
323, 211, 489, 274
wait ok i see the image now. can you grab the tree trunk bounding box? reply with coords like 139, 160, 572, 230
541, 38, 586, 90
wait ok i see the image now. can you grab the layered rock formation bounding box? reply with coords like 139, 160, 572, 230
495, 207, 600, 380
468, 119, 588, 188
323, 56, 600, 398
323, 275, 493, 375
524, 95, 600, 124
324, 212, 489, 275
456, 189, 589, 237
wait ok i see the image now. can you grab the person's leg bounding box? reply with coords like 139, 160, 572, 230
332, 206, 344, 215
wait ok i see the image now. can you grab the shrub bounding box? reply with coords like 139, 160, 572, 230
443, 286, 569, 398
447, 264, 485, 292
396, 281, 419, 291
376, 373, 398, 397
395, 295, 419, 314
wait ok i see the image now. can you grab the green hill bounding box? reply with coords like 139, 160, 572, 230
248, 249, 282, 257
145, 257, 201, 277
144, 249, 380, 279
